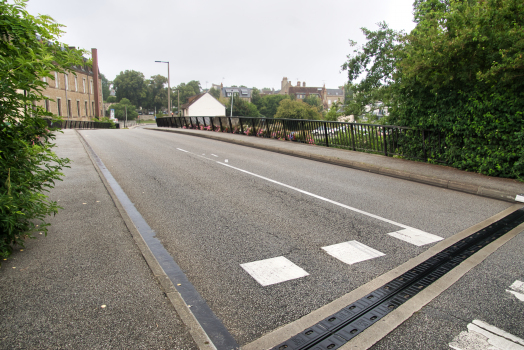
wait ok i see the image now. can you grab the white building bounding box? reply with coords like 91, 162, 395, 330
180, 92, 225, 116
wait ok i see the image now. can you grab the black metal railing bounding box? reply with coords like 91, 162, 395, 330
45, 119, 113, 129
156, 116, 446, 163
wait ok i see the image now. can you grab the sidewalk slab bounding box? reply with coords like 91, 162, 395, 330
150, 127, 524, 203
0, 130, 197, 350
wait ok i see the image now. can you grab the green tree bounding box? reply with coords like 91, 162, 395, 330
112, 70, 147, 108
100, 73, 110, 101
392, 0, 524, 178
274, 99, 322, 120
110, 98, 138, 120
325, 102, 342, 121
144, 74, 167, 111
209, 87, 220, 99
106, 95, 117, 103
251, 87, 261, 107
174, 80, 201, 110
256, 94, 290, 118
226, 96, 259, 117
302, 95, 323, 113
0, 0, 86, 258
341, 22, 403, 121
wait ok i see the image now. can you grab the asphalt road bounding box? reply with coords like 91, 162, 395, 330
80, 128, 514, 347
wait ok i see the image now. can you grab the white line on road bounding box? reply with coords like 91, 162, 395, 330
176, 148, 189, 153
506, 280, 524, 302
175, 147, 440, 240
211, 154, 218, 157
240, 256, 309, 286
388, 228, 443, 246
216, 161, 433, 234
322, 241, 385, 265
449, 319, 524, 349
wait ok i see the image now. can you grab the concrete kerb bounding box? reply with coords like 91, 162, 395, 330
149, 128, 522, 203
243, 204, 524, 350
75, 130, 216, 350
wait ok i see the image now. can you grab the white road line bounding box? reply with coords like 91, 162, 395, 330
449, 320, 524, 349
175, 147, 441, 241
387, 228, 443, 246
516, 194, 524, 203
176, 148, 189, 153
322, 241, 385, 265
217, 161, 432, 234
506, 280, 524, 302
240, 256, 309, 286
211, 154, 218, 157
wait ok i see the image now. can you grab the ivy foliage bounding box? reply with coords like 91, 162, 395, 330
0, 0, 86, 258
343, 0, 524, 179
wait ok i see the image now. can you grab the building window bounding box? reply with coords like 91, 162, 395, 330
83, 78, 86, 93
90, 79, 93, 94
57, 98, 62, 116
67, 99, 72, 117
65, 74, 69, 91
42, 76, 47, 83
75, 76, 78, 92
92, 101, 95, 116
85, 101, 88, 116
55, 72, 59, 89
45, 99, 50, 112
77, 100, 80, 117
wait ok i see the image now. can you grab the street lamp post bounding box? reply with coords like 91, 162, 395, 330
155, 60, 171, 116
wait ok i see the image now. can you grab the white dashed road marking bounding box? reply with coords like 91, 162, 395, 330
449, 319, 524, 350
322, 241, 385, 265
387, 228, 443, 246
516, 194, 524, 203
240, 257, 309, 286
506, 280, 524, 302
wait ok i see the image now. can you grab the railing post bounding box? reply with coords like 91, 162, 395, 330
383, 127, 388, 156
228, 117, 233, 133
323, 121, 329, 147
265, 118, 270, 138
218, 117, 223, 132
239, 118, 244, 134
422, 130, 427, 161
251, 118, 256, 136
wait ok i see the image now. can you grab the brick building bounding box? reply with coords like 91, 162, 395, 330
37, 48, 103, 120
279, 77, 344, 109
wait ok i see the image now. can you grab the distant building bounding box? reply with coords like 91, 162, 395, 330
35, 48, 103, 120
180, 92, 226, 117
279, 77, 344, 109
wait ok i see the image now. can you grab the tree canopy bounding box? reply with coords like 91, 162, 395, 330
112, 70, 147, 108
0, 0, 85, 257
342, 0, 524, 179
253, 94, 290, 118
226, 96, 259, 117
108, 98, 138, 120
274, 99, 322, 120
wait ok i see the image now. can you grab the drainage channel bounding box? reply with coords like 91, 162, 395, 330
272, 208, 524, 350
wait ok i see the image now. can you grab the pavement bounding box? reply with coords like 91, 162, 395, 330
150, 126, 524, 204
0, 126, 523, 350
0, 130, 198, 350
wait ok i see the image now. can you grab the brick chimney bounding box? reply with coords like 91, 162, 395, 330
91, 48, 100, 118
303, 82, 306, 87
297, 81, 300, 87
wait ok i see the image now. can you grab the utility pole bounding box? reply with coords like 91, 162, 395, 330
125, 105, 127, 128
230, 91, 234, 117
155, 61, 170, 116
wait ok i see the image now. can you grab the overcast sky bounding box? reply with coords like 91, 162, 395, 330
25, 0, 416, 90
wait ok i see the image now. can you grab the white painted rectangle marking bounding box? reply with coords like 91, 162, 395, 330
240, 256, 309, 286
322, 241, 385, 265
450, 320, 524, 349
387, 228, 443, 246
507, 280, 524, 302
516, 194, 524, 203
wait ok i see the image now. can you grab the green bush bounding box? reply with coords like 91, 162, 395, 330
0, 1, 86, 258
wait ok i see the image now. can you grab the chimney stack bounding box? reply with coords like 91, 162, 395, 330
303, 82, 306, 87
297, 81, 300, 87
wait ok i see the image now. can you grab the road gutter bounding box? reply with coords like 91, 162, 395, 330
76, 130, 235, 350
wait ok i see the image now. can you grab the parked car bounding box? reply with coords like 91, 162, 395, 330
312, 126, 336, 135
